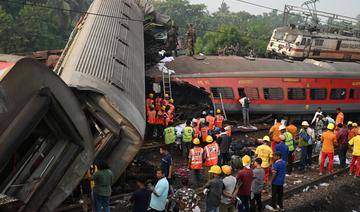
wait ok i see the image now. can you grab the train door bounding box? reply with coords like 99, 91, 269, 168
303, 38, 312, 58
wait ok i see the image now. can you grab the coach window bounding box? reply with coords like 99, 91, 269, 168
315, 39, 324, 46
330, 88, 347, 100
210, 87, 234, 99
288, 88, 306, 100
238, 87, 259, 99
263, 88, 283, 100
349, 89, 360, 99
310, 88, 327, 100
300, 38, 306, 45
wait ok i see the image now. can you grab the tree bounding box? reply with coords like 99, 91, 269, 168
217, 2, 229, 14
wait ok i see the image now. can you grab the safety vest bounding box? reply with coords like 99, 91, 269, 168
164, 126, 176, 144
215, 115, 224, 128
201, 127, 209, 142
155, 97, 162, 111
204, 142, 219, 167
156, 110, 164, 125
284, 132, 295, 151
193, 127, 199, 139
146, 98, 154, 111
182, 126, 194, 142
147, 110, 156, 124
206, 115, 215, 130
168, 103, 175, 122
189, 147, 204, 169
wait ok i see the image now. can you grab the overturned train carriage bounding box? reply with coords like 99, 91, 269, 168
0, 0, 146, 211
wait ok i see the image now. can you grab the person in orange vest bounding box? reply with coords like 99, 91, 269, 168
215, 109, 224, 128
349, 123, 359, 140
188, 138, 204, 187
146, 105, 157, 140
200, 122, 210, 143
155, 93, 163, 111
206, 110, 215, 130
335, 107, 344, 127
203, 135, 220, 168
155, 106, 166, 140
146, 93, 154, 112
192, 121, 200, 139
163, 93, 170, 106
167, 99, 175, 124
269, 119, 282, 152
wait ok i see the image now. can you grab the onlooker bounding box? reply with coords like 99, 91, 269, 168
130, 177, 151, 212
218, 128, 232, 165
276, 135, 289, 164
160, 146, 173, 180
250, 158, 264, 212
336, 123, 348, 168
149, 169, 169, 212
269, 119, 282, 152
298, 121, 311, 171
255, 136, 273, 184
203, 165, 223, 212
323, 112, 335, 125
349, 129, 360, 177
236, 155, 253, 212
92, 160, 113, 212
320, 123, 337, 175
170, 178, 200, 212
239, 94, 251, 126
265, 152, 286, 211
220, 165, 237, 212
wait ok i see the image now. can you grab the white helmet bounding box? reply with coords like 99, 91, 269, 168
301, 121, 309, 126
279, 125, 286, 131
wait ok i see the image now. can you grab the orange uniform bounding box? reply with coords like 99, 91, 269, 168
215, 115, 224, 128
321, 130, 337, 153
201, 126, 209, 142
204, 142, 219, 167
269, 122, 282, 151
206, 115, 215, 130
155, 97, 162, 111
168, 103, 175, 123
336, 112, 344, 126
193, 127, 199, 139
147, 110, 156, 124
146, 98, 154, 111
189, 147, 204, 169
156, 110, 165, 125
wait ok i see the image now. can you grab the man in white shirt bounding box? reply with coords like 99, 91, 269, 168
239, 95, 250, 126
311, 107, 322, 125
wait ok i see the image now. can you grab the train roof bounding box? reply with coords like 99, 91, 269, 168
147, 56, 360, 79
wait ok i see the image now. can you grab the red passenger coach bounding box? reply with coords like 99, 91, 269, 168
148, 56, 360, 115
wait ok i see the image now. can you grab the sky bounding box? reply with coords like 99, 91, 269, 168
189, 0, 360, 19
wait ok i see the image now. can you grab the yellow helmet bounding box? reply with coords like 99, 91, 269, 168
327, 123, 335, 130
169, 98, 174, 103
161, 106, 166, 111
242, 155, 251, 166
216, 109, 221, 114
221, 165, 232, 175
208, 165, 222, 174
352, 123, 358, 127
164, 93, 169, 98
148, 93, 154, 98
193, 138, 200, 145
206, 135, 213, 143
347, 121, 353, 126
262, 135, 270, 142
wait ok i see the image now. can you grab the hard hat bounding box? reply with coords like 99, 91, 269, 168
352, 123, 358, 127
221, 165, 232, 175
193, 138, 200, 145
263, 135, 270, 142
161, 106, 166, 111
206, 135, 213, 143
208, 165, 222, 174
347, 121, 353, 126
242, 155, 251, 166
169, 98, 174, 103
279, 125, 286, 131
216, 109, 221, 114
164, 93, 169, 98
280, 135, 285, 141
149, 93, 154, 98
327, 123, 335, 130
301, 121, 309, 126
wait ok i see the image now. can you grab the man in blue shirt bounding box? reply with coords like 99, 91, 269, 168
160, 146, 173, 179
276, 135, 289, 162
149, 169, 169, 212
266, 151, 286, 211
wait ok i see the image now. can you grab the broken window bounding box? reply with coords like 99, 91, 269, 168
263, 88, 283, 100
288, 88, 306, 100
310, 88, 327, 100
210, 87, 234, 99
330, 88, 346, 100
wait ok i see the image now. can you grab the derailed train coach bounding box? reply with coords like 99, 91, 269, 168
0, 0, 152, 210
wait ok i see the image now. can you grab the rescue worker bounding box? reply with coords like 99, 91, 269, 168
206, 110, 216, 130
349, 122, 358, 140
286, 121, 298, 138
155, 93, 162, 111
188, 138, 204, 187
156, 106, 166, 141
163, 93, 170, 106
168, 98, 175, 124
255, 135, 273, 184
282, 126, 295, 175
349, 129, 360, 177
298, 121, 312, 172
164, 106, 171, 128
146, 93, 154, 112
215, 109, 225, 129
164, 123, 176, 153
182, 120, 194, 157
192, 121, 200, 140
204, 135, 220, 171
335, 107, 344, 127
269, 119, 282, 152
201, 122, 210, 143
320, 123, 337, 175
146, 105, 157, 140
